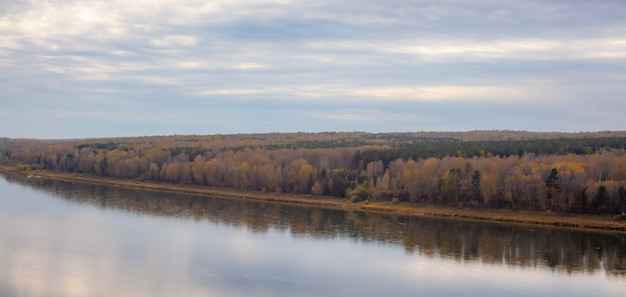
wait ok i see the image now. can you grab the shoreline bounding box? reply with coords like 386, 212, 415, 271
2, 166, 626, 233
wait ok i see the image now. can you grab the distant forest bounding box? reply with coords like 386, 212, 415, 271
2, 130, 626, 215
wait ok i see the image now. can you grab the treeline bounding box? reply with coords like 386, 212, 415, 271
2, 132, 626, 215
355, 137, 626, 167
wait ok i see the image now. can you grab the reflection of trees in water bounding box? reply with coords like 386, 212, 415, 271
4, 173, 626, 276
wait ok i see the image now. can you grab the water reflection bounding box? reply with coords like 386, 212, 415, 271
4, 173, 626, 277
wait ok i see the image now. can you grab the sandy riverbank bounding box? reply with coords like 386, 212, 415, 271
2, 166, 625, 232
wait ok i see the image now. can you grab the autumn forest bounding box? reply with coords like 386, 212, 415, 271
2, 131, 626, 215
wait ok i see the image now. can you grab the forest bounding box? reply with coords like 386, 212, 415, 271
2, 130, 626, 215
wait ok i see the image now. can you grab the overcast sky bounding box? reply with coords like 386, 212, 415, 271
1, 0, 626, 139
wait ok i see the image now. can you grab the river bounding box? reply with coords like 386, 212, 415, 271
0, 172, 625, 297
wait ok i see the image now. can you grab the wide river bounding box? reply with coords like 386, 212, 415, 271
1, 172, 625, 297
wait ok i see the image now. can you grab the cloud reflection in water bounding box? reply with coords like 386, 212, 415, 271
0, 174, 625, 297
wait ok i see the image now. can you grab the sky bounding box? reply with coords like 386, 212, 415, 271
1, 0, 626, 139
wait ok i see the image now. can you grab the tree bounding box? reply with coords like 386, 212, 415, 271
375, 170, 391, 200
311, 181, 324, 195
442, 168, 462, 205
328, 168, 355, 198
296, 159, 314, 194
470, 170, 482, 203
191, 155, 206, 185
592, 184, 607, 214
619, 186, 626, 213
545, 168, 560, 209
346, 183, 372, 202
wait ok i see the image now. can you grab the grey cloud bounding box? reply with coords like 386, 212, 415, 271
1, 0, 626, 138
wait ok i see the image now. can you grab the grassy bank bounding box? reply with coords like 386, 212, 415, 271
2, 166, 625, 232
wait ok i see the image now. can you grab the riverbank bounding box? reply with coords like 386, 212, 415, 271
2, 166, 625, 232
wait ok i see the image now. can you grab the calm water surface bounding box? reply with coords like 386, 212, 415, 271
1, 173, 625, 297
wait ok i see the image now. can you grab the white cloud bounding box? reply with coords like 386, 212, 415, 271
325, 113, 368, 121
315, 109, 437, 125
151, 35, 197, 47
199, 84, 528, 102
233, 62, 265, 70
200, 87, 291, 96
176, 61, 265, 70
344, 86, 526, 101
0, 36, 20, 50
307, 37, 626, 62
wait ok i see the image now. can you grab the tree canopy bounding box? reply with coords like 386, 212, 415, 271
3, 131, 626, 215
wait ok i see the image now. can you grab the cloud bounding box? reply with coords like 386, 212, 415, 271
305, 37, 626, 62
151, 35, 198, 47
199, 84, 527, 102
1, 0, 626, 138
344, 86, 526, 101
